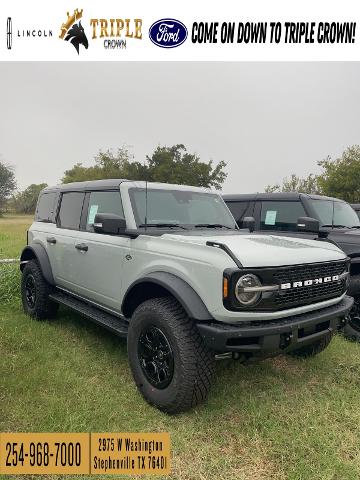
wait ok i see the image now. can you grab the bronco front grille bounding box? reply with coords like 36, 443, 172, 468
273, 260, 347, 309
224, 259, 349, 312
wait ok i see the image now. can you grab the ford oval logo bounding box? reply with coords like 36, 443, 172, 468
149, 18, 187, 48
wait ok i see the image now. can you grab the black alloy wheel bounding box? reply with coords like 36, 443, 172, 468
25, 274, 36, 308
138, 325, 174, 389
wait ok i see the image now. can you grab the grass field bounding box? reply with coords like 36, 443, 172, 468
1, 215, 360, 479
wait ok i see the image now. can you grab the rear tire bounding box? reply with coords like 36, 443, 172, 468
127, 297, 215, 414
21, 260, 58, 320
288, 332, 332, 358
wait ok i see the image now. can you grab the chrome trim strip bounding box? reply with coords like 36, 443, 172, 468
242, 285, 279, 292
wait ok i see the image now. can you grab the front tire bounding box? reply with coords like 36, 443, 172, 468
21, 260, 58, 320
127, 297, 215, 414
288, 332, 332, 358
343, 300, 360, 341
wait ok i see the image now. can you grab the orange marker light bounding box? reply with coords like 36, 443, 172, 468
223, 277, 228, 298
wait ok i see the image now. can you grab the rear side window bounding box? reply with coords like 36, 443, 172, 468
58, 192, 85, 230
35, 192, 58, 222
260, 201, 306, 231
226, 201, 250, 226
86, 191, 124, 231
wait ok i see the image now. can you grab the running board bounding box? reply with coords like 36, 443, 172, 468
49, 291, 128, 337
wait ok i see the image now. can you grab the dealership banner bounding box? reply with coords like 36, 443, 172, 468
1, 0, 360, 61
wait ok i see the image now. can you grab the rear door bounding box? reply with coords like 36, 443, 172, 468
51, 191, 86, 288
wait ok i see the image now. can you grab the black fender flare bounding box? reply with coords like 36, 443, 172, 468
20, 243, 55, 285
122, 272, 212, 321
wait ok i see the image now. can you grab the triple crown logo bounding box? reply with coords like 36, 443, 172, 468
59, 9, 88, 54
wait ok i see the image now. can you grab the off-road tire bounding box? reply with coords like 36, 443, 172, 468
21, 260, 58, 320
343, 298, 360, 341
288, 332, 333, 358
127, 297, 215, 414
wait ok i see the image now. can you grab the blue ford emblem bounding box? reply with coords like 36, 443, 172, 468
149, 18, 187, 48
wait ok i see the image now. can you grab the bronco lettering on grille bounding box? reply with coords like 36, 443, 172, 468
280, 275, 340, 290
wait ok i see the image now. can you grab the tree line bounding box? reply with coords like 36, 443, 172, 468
0, 143, 359, 216
0, 144, 226, 215
265, 145, 360, 203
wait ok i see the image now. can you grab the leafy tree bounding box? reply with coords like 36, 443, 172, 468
146, 144, 227, 190
0, 162, 16, 215
62, 147, 147, 183
62, 144, 227, 190
317, 145, 360, 202
12, 183, 48, 214
265, 173, 320, 194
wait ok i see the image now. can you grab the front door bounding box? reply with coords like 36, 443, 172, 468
67, 189, 130, 312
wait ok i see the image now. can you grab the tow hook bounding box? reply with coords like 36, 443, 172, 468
339, 315, 348, 329
280, 332, 293, 349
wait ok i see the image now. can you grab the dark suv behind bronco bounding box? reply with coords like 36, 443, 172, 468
223, 192, 360, 340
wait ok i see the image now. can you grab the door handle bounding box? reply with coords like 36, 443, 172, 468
46, 237, 56, 245
75, 243, 88, 252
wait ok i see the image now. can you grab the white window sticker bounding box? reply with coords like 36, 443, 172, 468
265, 210, 277, 225
88, 204, 99, 224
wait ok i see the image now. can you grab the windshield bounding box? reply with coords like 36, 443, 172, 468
309, 199, 360, 228
129, 188, 237, 229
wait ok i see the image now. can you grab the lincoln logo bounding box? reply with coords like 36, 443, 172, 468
7, 17, 12, 50
281, 275, 342, 290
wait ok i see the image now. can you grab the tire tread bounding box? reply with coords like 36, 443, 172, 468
128, 297, 215, 414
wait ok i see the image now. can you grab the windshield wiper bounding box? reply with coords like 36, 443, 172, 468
321, 224, 350, 229
351, 226, 360, 229
138, 223, 187, 230
194, 223, 233, 229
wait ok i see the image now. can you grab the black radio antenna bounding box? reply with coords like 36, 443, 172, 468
144, 160, 148, 231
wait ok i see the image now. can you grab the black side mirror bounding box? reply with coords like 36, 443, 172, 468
93, 213, 126, 234
297, 216, 320, 234
243, 216, 255, 233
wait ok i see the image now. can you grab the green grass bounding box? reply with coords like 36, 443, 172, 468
0, 215, 32, 304
1, 216, 360, 479
0, 214, 32, 259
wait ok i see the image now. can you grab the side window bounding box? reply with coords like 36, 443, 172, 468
35, 192, 58, 223
226, 201, 250, 226
58, 192, 85, 230
86, 191, 124, 231
260, 201, 306, 231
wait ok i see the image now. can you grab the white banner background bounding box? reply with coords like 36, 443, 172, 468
0, 0, 359, 61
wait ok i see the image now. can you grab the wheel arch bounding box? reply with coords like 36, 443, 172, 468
122, 272, 212, 321
20, 243, 55, 286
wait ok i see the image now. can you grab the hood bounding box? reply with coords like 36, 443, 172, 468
163, 233, 346, 268
328, 229, 360, 257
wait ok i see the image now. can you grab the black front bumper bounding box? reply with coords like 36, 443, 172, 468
196, 296, 353, 358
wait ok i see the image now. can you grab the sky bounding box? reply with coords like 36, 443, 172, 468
0, 62, 359, 193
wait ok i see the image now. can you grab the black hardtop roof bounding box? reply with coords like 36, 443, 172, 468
222, 192, 346, 202
43, 179, 129, 192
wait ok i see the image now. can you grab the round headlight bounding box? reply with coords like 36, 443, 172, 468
235, 274, 262, 306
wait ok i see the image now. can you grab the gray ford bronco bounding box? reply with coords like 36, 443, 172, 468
20, 180, 353, 413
